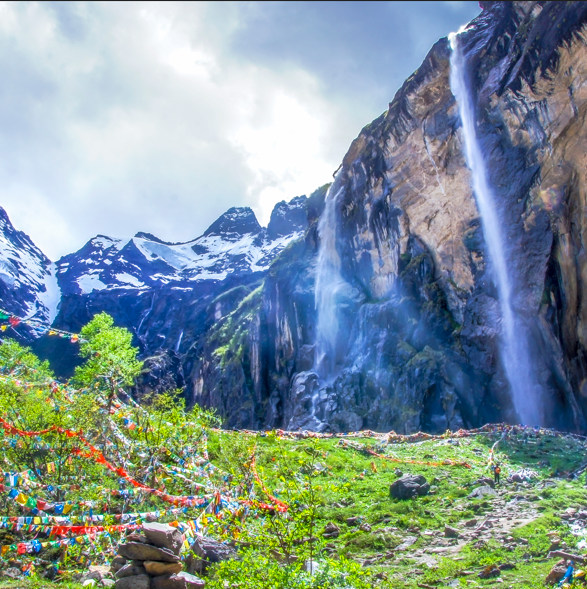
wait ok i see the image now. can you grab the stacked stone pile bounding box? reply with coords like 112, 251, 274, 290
111, 522, 205, 589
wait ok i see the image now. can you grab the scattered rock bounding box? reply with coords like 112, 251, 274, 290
142, 522, 183, 556
89, 565, 111, 578
192, 536, 237, 563
346, 516, 361, 526
101, 580, 116, 588
82, 570, 106, 583
151, 572, 205, 589
3, 568, 21, 580
549, 537, 561, 551
268, 550, 298, 564
389, 475, 430, 500
83, 581, 97, 587
394, 469, 403, 477
499, 563, 515, 571
359, 522, 372, 532
114, 575, 151, 589
186, 536, 238, 574
545, 559, 568, 585
396, 536, 418, 551
118, 542, 180, 563
322, 522, 340, 539
474, 476, 495, 489
444, 526, 460, 539
467, 485, 497, 499
478, 565, 500, 579
464, 519, 478, 528
144, 561, 183, 576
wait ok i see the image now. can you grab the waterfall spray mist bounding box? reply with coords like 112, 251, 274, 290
314, 173, 346, 379
449, 31, 542, 426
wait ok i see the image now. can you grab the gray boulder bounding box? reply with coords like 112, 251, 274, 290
389, 475, 430, 499
151, 572, 205, 589
193, 536, 237, 562
118, 542, 180, 563
468, 485, 498, 499
186, 536, 237, 575
142, 522, 183, 556
3, 568, 21, 580
114, 575, 151, 589
473, 476, 495, 489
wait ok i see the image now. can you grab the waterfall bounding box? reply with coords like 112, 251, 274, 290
449, 31, 542, 426
314, 172, 346, 379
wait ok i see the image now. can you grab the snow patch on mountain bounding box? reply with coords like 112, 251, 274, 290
77, 273, 108, 294
56, 198, 308, 294
38, 263, 62, 323
0, 207, 60, 324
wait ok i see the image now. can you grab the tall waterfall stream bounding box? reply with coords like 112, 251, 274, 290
449, 30, 542, 426
314, 172, 346, 381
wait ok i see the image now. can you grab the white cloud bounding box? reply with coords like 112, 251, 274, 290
0, 1, 480, 260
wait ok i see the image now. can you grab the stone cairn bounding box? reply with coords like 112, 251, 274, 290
111, 522, 205, 589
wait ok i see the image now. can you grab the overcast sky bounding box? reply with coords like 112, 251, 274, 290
0, 1, 480, 260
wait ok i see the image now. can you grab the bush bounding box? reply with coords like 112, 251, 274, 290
206, 552, 375, 589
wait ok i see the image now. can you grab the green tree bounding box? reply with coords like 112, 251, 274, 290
0, 339, 103, 503
72, 312, 143, 406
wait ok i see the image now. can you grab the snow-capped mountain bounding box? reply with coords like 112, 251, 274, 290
0, 195, 310, 359
56, 198, 307, 295
0, 207, 60, 326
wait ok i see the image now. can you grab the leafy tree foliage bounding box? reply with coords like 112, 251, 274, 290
72, 312, 142, 403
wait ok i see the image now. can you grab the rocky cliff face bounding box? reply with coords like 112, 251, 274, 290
187, 1, 587, 433
3, 1, 587, 434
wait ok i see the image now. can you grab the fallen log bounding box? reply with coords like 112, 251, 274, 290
547, 550, 587, 564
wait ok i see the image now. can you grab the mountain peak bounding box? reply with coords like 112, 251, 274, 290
267, 196, 308, 239
203, 207, 262, 238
